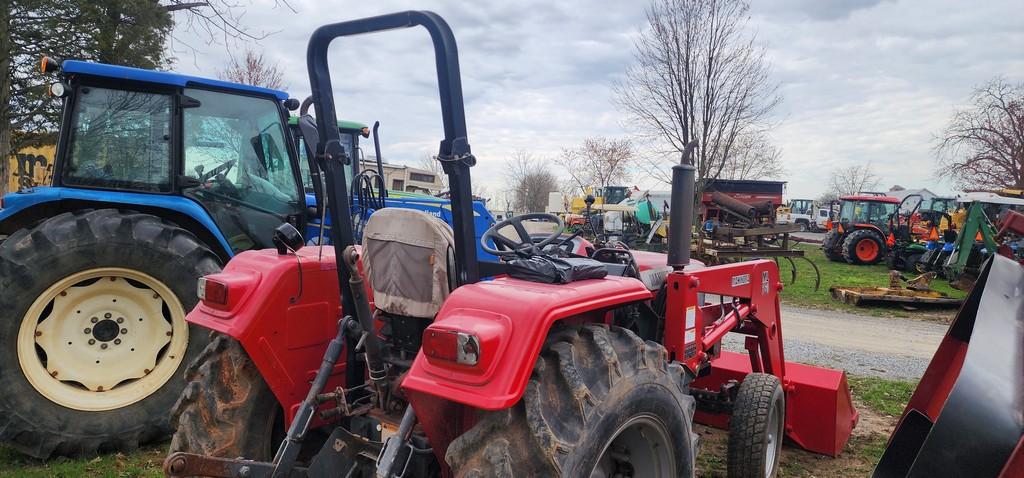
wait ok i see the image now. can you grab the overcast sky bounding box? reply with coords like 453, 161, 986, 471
170, 0, 1023, 200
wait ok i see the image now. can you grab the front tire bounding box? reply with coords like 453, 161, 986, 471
446, 324, 697, 477
0, 209, 220, 458
727, 373, 785, 478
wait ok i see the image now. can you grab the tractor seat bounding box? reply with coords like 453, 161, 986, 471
361, 208, 456, 318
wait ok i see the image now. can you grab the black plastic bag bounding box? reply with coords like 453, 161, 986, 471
507, 256, 608, 284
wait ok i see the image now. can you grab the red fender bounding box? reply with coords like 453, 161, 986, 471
401, 275, 652, 410
185, 247, 347, 424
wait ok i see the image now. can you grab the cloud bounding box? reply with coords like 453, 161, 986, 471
168, 0, 1024, 199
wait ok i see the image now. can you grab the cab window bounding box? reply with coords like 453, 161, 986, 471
63, 87, 172, 192
182, 89, 300, 211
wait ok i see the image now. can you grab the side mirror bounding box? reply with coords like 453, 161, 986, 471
194, 165, 205, 176
272, 223, 304, 255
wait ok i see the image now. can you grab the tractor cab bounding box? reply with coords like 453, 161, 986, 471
15, 58, 309, 255
836, 195, 899, 229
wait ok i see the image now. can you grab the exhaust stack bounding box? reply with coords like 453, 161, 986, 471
667, 141, 698, 269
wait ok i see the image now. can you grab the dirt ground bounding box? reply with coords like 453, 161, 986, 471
695, 401, 894, 477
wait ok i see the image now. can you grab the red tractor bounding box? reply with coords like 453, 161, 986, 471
163, 11, 855, 478
822, 195, 901, 264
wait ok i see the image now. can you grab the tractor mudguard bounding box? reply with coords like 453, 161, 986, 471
185, 246, 347, 423
0, 186, 233, 256
401, 275, 653, 410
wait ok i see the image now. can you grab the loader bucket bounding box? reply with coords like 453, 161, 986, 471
692, 350, 858, 457
873, 255, 1024, 478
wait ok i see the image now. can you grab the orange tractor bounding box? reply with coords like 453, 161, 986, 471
162, 11, 856, 478
822, 194, 901, 265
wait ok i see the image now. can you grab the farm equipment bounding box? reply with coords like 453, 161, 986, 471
829, 271, 962, 308
696, 185, 819, 290
872, 217, 1024, 477
163, 11, 855, 478
0, 59, 496, 459
822, 194, 900, 264
885, 194, 927, 272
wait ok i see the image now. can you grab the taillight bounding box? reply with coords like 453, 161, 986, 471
423, 329, 480, 366
197, 277, 228, 305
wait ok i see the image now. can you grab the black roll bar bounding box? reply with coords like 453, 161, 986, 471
306, 11, 481, 317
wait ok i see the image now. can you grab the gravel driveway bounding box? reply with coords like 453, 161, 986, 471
724, 304, 949, 380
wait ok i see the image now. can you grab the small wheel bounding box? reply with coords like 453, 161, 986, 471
728, 373, 785, 478
796, 221, 808, 232
904, 253, 923, 273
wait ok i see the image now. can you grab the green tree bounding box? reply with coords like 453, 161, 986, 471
1, 0, 172, 195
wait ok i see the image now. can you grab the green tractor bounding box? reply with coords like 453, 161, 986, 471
821, 194, 900, 264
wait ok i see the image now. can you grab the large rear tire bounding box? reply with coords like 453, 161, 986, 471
842, 229, 886, 265
821, 231, 845, 262
0, 209, 220, 458
169, 334, 281, 460
446, 324, 697, 477
727, 373, 785, 478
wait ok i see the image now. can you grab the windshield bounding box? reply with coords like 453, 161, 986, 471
182, 89, 299, 210
839, 200, 897, 224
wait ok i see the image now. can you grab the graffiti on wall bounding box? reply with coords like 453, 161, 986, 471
7, 145, 55, 192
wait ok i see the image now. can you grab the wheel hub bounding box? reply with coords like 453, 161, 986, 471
92, 319, 120, 342
17, 268, 189, 411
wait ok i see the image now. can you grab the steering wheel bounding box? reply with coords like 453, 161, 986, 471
481, 213, 565, 258
198, 159, 236, 183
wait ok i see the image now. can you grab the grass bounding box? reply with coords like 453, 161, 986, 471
847, 376, 918, 417
0, 444, 165, 478
0, 376, 918, 477
778, 243, 966, 318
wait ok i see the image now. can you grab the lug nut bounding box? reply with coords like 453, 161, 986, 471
60, 291, 67, 296
116, 317, 124, 323
97, 386, 104, 392
100, 343, 108, 349
144, 368, 151, 374
114, 338, 122, 345
91, 317, 98, 323
120, 328, 128, 334
104, 312, 112, 319
35, 330, 42, 337
84, 328, 92, 334
50, 370, 58, 377
166, 331, 172, 336
88, 339, 96, 345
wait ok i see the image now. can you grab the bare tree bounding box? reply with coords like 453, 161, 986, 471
936, 77, 1024, 190
719, 130, 784, 180
162, 0, 296, 55
828, 163, 881, 197
506, 151, 559, 213
555, 137, 635, 195
614, 0, 780, 191
218, 48, 284, 89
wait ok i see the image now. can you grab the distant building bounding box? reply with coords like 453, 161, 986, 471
888, 186, 938, 204
362, 156, 444, 195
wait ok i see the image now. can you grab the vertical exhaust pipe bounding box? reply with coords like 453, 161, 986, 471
667, 141, 698, 269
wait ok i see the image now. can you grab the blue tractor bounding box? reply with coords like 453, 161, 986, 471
0, 58, 494, 458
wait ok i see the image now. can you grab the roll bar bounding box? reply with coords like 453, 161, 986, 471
305, 11, 481, 317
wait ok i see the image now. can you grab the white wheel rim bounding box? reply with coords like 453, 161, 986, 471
17, 267, 189, 411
